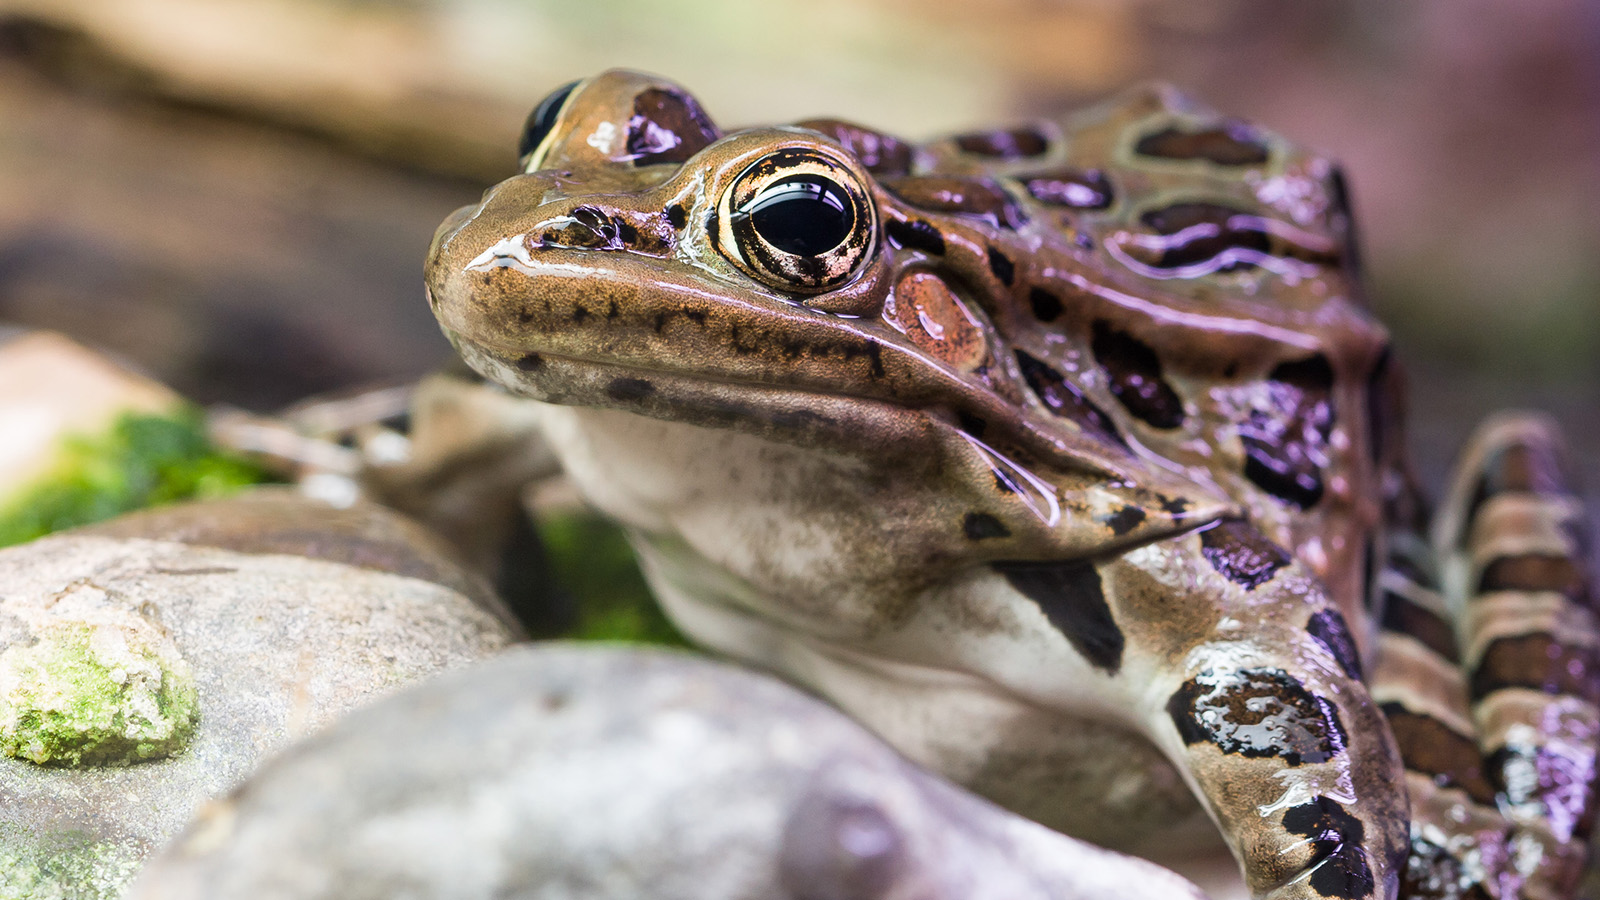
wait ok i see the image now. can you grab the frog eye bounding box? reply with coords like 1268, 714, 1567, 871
718, 148, 876, 293
518, 80, 580, 168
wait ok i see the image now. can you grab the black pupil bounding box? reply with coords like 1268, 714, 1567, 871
518, 80, 579, 160
747, 175, 855, 256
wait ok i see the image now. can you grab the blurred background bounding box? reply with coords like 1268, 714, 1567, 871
0, 0, 1595, 498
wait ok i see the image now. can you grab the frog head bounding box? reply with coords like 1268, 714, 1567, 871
426, 70, 1387, 590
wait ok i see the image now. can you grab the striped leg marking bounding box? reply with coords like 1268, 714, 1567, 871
1434, 414, 1599, 898
1370, 516, 1511, 899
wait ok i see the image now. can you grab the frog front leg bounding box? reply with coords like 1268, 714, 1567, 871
1006, 520, 1410, 899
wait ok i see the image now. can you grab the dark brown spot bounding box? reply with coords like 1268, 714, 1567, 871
1014, 349, 1125, 447
1199, 519, 1291, 590
515, 353, 543, 371
853, 340, 885, 378
1136, 202, 1270, 271
1135, 122, 1271, 166
882, 176, 1027, 231
570, 305, 590, 323
1020, 167, 1114, 209
1477, 554, 1591, 608
1101, 505, 1146, 536
953, 126, 1049, 159
1380, 703, 1495, 805
997, 559, 1123, 673
606, 377, 654, 402
1132, 202, 1340, 274
1090, 321, 1184, 429
1280, 797, 1375, 899
986, 247, 1015, 286
884, 218, 945, 255
963, 513, 1010, 541
1470, 632, 1599, 701
627, 87, 719, 166
1307, 610, 1363, 681
1241, 354, 1334, 510
794, 118, 913, 176
1027, 287, 1062, 322
1167, 668, 1347, 765
666, 204, 688, 230
1380, 593, 1460, 663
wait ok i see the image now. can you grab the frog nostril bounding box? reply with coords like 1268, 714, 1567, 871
541, 206, 623, 250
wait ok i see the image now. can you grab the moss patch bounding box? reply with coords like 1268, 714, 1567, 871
0, 826, 143, 900
0, 409, 270, 549
0, 621, 198, 767
538, 511, 688, 647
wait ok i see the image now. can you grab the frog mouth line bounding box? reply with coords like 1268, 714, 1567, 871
483, 345, 1086, 529
466, 338, 972, 454
457, 338, 1233, 539
466, 331, 1129, 475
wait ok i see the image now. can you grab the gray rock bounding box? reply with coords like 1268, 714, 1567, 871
0, 489, 521, 899
129, 644, 1206, 900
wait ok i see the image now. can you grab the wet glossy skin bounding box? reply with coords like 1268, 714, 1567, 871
426, 71, 1598, 899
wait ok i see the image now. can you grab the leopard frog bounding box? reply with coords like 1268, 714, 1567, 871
425, 70, 1598, 900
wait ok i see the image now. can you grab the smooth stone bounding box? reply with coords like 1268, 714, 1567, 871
0, 489, 521, 899
129, 644, 1206, 900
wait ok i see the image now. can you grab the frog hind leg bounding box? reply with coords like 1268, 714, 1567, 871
1368, 471, 1515, 898
1430, 412, 1599, 898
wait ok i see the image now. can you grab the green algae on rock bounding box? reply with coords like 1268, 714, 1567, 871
0, 825, 144, 900
0, 619, 198, 767
0, 498, 520, 900
0, 410, 270, 550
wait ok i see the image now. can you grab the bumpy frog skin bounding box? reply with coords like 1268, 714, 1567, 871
427, 70, 1598, 899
